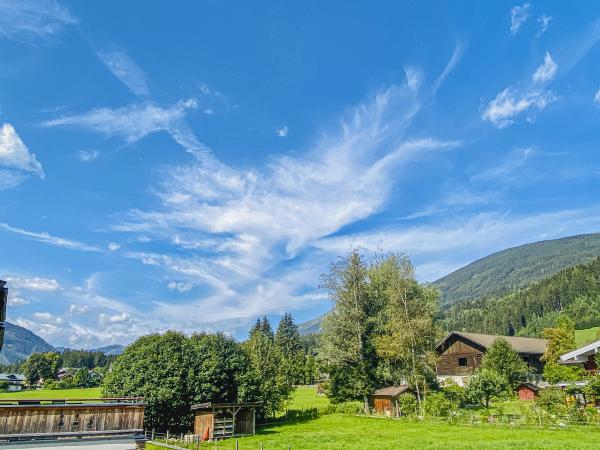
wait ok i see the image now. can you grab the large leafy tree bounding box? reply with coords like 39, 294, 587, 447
187, 332, 250, 405
372, 254, 439, 413
22, 352, 60, 385
275, 313, 305, 385
103, 331, 194, 431
243, 317, 293, 419
481, 338, 529, 388
320, 250, 380, 412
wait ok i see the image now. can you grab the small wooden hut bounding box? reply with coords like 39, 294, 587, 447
370, 385, 411, 417
0, 397, 145, 441
516, 382, 540, 401
191, 402, 260, 441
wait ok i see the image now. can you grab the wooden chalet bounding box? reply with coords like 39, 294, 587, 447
191, 402, 260, 441
516, 382, 540, 401
0, 397, 145, 443
435, 331, 547, 386
560, 339, 600, 374
370, 385, 411, 417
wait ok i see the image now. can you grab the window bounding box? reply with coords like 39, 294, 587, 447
458, 357, 468, 367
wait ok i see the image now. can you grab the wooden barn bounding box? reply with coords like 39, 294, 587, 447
0, 397, 145, 442
370, 385, 411, 417
191, 402, 260, 441
516, 382, 540, 401
435, 331, 547, 386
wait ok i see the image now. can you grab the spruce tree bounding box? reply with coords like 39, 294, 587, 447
275, 313, 305, 385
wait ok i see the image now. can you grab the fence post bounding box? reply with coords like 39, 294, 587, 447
236, 440, 239, 450
151, 428, 155, 440
166, 430, 169, 441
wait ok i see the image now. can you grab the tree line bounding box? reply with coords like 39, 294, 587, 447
103, 313, 317, 431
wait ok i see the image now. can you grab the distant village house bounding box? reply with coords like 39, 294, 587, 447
560, 339, 600, 374
435, 331, 548, 386
0, 373, 25, 392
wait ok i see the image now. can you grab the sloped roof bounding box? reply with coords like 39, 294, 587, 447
560, 339, 600, 363
0, 373, 25, 382
517, 382, 540, 391
437, 331, 547, 355
372, 385, 410, 397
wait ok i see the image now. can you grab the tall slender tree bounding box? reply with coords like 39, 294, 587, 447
275, 313, 305, 385
243, 317, 293, 418
320, 250, 379, 412
372, 254, 438, 414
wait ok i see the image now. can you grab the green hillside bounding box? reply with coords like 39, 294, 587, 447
575, 327, 600, 347
0, 322, 56, 364
442, 257, 600, 337
433, 233, 600, 306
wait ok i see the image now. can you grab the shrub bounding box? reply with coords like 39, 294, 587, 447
424, 392, 457, 418
465, 369, 509, 408
441, 381, 466, 406
398, 393, 418, 416
0, 381, 10, 391
534, 388, 566, 415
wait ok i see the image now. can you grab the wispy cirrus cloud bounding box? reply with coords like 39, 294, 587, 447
471, 147, 535, 183
315, 207, 600, 281
0, 223, 100, 252
42, 99, 209, 155
110, 75, 460, 328
537, 15, 552, 37
97, 50, 151, 97
510, 3, 531, 35
0, 0, 77, 42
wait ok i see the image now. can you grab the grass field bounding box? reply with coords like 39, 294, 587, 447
0, 387, 102, 399
287, 386, 330, 409
575, 327, 600, 347
147, 414, 600, 450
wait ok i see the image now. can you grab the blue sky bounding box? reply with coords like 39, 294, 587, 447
2, 1, 600, 348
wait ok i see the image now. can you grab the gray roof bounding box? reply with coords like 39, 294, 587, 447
0, 374, 25, 382
372, 385, 410, 397
437, 331, 548, 355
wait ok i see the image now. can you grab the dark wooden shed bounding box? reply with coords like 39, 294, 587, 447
191, 402, 260, 441
516, 383, 540, 401
370, 385, 411, 417
0, 397, 145, 441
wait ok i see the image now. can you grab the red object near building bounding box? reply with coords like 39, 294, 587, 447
516, 382, 540, 401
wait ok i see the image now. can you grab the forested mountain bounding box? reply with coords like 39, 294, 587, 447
0, 322, 56, 364
433, 233, 600, 306
442, 257, 600, 337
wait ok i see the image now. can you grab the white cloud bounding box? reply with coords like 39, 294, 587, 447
594, 88, 600, 104
0, 123, 44, 177
0, 169, 26, 190
6, 276, 60, 292
111, 80, 460, 330
532, 52, 558, 83
0, 0, 77, 42
0, 222, 100, 252
432, 43, 465, 94
471, 147, 535, 183
276, 125, 288, 137
167, 281, 194, 293
537, 15, 552, 36
482, 87, 556, 128
32, 311, 63, 324
315, 207, 600, 281
97, 50, 150, 97
108, 242, 121, 252
43, 99, 209, 155
510, 3, 531, 35
8, 297, 29, 306
77, 150, 99, 162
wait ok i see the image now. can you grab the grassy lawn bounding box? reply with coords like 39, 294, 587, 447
575, 327, 600, 347
0, 387, 102, 400
147, 414, 600, 450
287, 386, 330, 409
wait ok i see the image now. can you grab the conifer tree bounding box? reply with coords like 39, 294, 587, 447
275, 313, 305, 385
